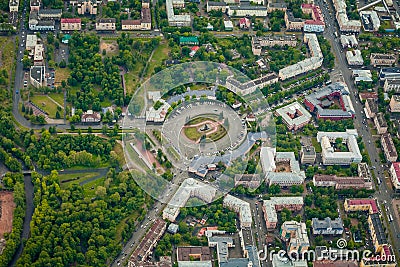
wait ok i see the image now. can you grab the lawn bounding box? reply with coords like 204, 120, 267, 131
124, 63, 145, 95
58, 172, 100, 189
30, 94, 60, 118
83, 177, 106, 198
184, 127, 203, 142
113, 142, 126, 166
0, 37, 16, 107
311, 137, 322, 153
48, 92, 64, 107
145, 41, 170, 79
167, 146, 180, 161
54, 67, 70, 85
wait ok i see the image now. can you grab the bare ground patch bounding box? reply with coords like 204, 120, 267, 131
0, 192, 16, 238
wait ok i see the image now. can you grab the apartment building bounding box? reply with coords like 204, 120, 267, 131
274, 102, 312, 131
267, 2, 287, 13
368, 213, 388, 252
312, 217, 344, 235
365, 98, 378, 119
225, 73, 278, 96
313, 174, 372, 189
374, 112, 388, 134
285, 11, 304, 31
30, 0, 40, 11
333, 0, 361, 32
206, 1, 227, 12
300, 146, 316, 164
77, 0, 97, 15
360, 244, 396, 267
96, 18, 116, 31
384, 79, 400, 93
252, 35, 297, 56
302, 4, 325, 32
121, 7, 151, 30
340, 35, 358, 48
167, 0, 191, 26
9, 0, 19, 12
379, 67, 400, 81
381, 133, 398, 162
223, 194, 252, 228
29, 65, 46, 88
370, 53, 396, 67
346, 50, 364, 66
33, 44, 44, 66
390, 162, 400, 192
263, 197, 304, 229
61, 18, 81, 31
280, 221, 310, 254
344, 199, 378, 214
234, 174, 261, 189
227, 6, 268, 17
38, 9, 62, 20
389, 94, 400, 112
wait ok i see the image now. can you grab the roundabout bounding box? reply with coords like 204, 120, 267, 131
182, 115, 228, 143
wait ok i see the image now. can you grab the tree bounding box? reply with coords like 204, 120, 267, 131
55, 111, 61, 119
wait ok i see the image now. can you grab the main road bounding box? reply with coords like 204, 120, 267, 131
316, 0, 400, 254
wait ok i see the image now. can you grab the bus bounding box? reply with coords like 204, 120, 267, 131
325, 80, 332, 85
389, 214, 393, 222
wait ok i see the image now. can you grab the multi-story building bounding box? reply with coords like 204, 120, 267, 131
263, 197, 304, 229
365, 98, 378, 119
358, 162, 373, 184
344, 199, 379, 214
368, 213, 388, 252
260, 147, 306, 187
33, 44, 44, 66
267, 2, 287, 13
96, 18, 116, 31
313, 174, 372, 189
166, 0, 191, 26
301, 4, 325, 32
381, 133, 398, 162
312, 217, 344, 235
280, 221, 310, 254
61, 18, 81, 31
279, 33, 323, 80
300, 146, 316, 164
304, 82, 355, 120
77, 0, 97, 15
30, 0, 40, 11
252, 35, 297, 56
360, 10, 381, 32
81, 110, 101, 123
223, 194, 252, 228
313, 260, 358, 267
122, 7, 151, 30
390, 162, 400, 192
234, 174, 261, 189
206, 1, 227, 12
285, 11, 304, 31
225, 73, 278, 96
26, 34, 38, 51
379, 67, 400, 81
9, 0, 19, 12
360, 244, 396, 267
29, 65, 46, 88
332, 0, 361, 32
384, 79, 400, 92
370, 53, 396, 67
389, 94, 400, 113
227, 5, 267, 17
177, 247, 212, 267
274, 102, 312, 131
317, 130, 362, 165
374, 112, 388, 134
346, 50, 364, 66
38, 9, 62, 20
340, 35, 358, 48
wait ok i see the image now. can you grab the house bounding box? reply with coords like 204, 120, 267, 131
370, 53, 396, 67
312, 217, 344, 235
61, 18, 81, 31
300, 146, 316, 164
77, 0, 97, 15
189, 46, 199, 57
81, 110, 101, 123
317, 129, 362, 165
29, 65, 46, 88
274, 102, 312, 131
390, 162, 400, 192
280, 221, 310, 254
285, 11, 304, 31
239, 17, 251, 29
365, 98, 378, 119
373, 112, 388, 134
381, 133, 398, 162
96, 18, 116, 31
224, 20, 233, 31
179, 36, 199, 46
389, 95, 400, 112
262, 197, 304, 229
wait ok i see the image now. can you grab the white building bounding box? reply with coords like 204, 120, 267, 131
263, 197, 304, 229
360, 11, 380, 32
146, 99, 171, 123
333, 0, 361, 32
227, 6, 268, 17
346, 50, 364, 66
162, 178, 217, 221
317, 129, 362, 165
225, 73, 278, 96
281, 221, 310, 253
274, 102, 312, 131
223, 194, 252, 228
9, 0, 19, 12
390, 162, 400, 192
29, 65, 46, 88
340, 35, 358, 48
312, 217, 344, 235
167, 0, 191, 26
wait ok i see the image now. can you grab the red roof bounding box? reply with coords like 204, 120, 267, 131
191, 46, 200, 51
61, 18, 81, 24
392, 162, 400, 182
305, 20, 325, 25
239, 17, 250, 25
347, 199, 378, 213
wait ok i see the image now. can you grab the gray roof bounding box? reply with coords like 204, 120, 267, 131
312, 217, 344, 231
370, 213, 387, 245
38, 8, 62, 15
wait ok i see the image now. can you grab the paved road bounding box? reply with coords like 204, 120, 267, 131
317, 0, 400, 254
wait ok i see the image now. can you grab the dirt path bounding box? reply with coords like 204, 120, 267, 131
46, 95, 63, 109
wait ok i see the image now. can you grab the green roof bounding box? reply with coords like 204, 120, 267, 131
62, 34, 72, 40
179, 36, 199, 44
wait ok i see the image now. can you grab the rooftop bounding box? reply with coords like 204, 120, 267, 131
275, 102, 312, 129
61, 18, 81, 23
371, 53, 396, 60
392, 162, 400, 182
177, 246, 212, 262
312, 217, 344, 231
382, 133, 397, 158
345, 199, 378, 213
370, 213, 387, 245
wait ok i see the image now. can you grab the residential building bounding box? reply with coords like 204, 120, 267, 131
122, 8, 151, 30
30, 0, 40, 11
274, 102, 312, 131
346, 50, 364, 66
26, 34, 38, 51
260, 147, 306, 187
379, 67, 400, 81
312, 217, 344, 235
332, 0, 361, 32
29, 65, 46, 88
177, 247, 212, 267
224, 20, 233, 31
390, 94, 400, 112
267, 2, 287, 13
234, 174, 261, 189
353, 69, 372, 84
313, 260, 358, 267
340, 35, 358, 48
31, 20, 55, 31
384, 79, 400, 93
142, 0, 150, 8
368, 213, 388, 252
381, 133, 398, 162
262, 197, 304, 229
167, 223, 179, 234
358, 162, 373, 184
251, 35, 297, 56
272, 254, 307, 267
370, 53, 396, 67
302, 4, 325, 32
390, 162, 400, 192
365, 98, 378, 119
360, 11, 380, 32
304, 82, 355, 120
317, 129, 362, 165
300, 146, 316, 164
179, 36, 199, 46
223, 194, 252, 228
239, 17, 251, 29
344, 199, 379, 214
360, 244, 396, 267
166, 0, 191, 26
96, 18, 116, 31
279, 33, 323, 80
285, 11, 304, 31
77, 0, 97, 15
374, 113, 388, 134
227, 6, 268, 17
33, 44, 44, 65
225, 73, 278, 96
81, 110, 101, 123
61, 18, 81, 31
38, 9, 62, 20
163, 178, 217, 221
9, 0, 19, 12
280, 221, 309, 254
313, 174, 372, 189
206, 1, 227, 12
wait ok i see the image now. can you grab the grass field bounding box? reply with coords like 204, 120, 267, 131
0, 37, 16, 107
113, 142, 126, 166
167, 146, 180, 161
145, 41, 170, 79
48, 92, 64, 107
30, 94, 60, 118
58, 172, 99, 189
311, 137, 322, 153
54, 67, 70, 85
183, 117, 227, 142
83, 177, 106, 198
124, 63, 145, 95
